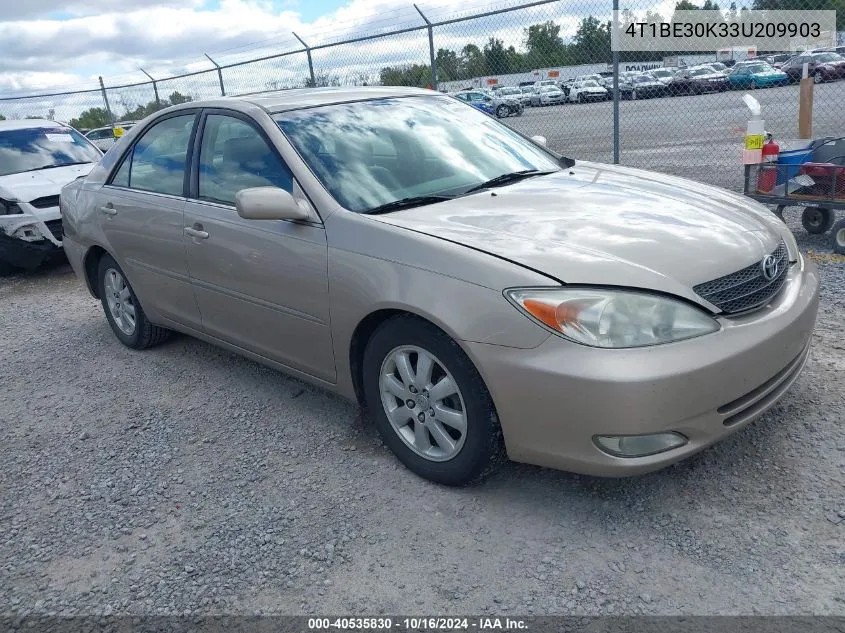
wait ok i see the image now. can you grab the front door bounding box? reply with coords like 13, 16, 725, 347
97, 112, 201, 329
183, 111, 335, 382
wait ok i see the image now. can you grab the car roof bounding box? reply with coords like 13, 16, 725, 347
0, 118, 66, 131
243, 86, 435, 113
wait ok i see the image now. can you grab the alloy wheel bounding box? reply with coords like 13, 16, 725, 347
103, 267, 137, 335
378, 345, 467, 462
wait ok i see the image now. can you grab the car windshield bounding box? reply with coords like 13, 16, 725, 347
633, 76, 652, 83
275, 96, 561, 213
541, 86, 559, 92
652, 70, 672, 77
710, 63, 726, 70
0, 126, 101, 176
498, 88, 519, 95
743, 64, 769, 73
581, 81, 599, 87
690, 68, 712, 76
814, 53, 842, 62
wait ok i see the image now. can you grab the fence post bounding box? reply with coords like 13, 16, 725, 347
414, 4, 437, 90
292, 32, 316, 87
205, 53, 226, 96
98, 76, 115, 132
612, 0, 620, 164
139, 68, 161, 109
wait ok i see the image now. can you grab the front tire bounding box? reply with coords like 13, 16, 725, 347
801, 207, 834, 234
813, 71, 823, 84
362, 315, 503, 486
97, 254, 171, 349
495, 104, 508, 118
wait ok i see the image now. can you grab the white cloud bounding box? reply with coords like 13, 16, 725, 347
0, 0, 628, 121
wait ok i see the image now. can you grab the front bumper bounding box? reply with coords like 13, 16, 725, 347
0, 229, 63, 269
465, 257, 820, 476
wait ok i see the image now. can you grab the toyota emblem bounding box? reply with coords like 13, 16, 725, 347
761, 254, 779, 281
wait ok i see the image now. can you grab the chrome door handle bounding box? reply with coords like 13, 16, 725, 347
184, 226, 209, 239
99, 205, 117, 216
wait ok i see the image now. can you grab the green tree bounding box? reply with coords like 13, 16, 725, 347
573, 16, 611, 64
68, 107, 110, 130
483, 38, 510, 75
379, 64, 432, 87
167, 91, 192, 105
0, 114, 5, 120
524, 21, 566, 68
459, 44, 487, 78
435, 48, 459, 81
751, 0, 844, 29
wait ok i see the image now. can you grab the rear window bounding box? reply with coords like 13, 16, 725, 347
0, 126, 101, 177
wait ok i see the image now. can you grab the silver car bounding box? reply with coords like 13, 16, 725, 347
61, 87, 819, 486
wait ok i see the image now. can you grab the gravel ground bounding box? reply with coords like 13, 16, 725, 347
1, 209, 844, 618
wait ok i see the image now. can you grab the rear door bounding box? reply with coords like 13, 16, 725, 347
182, 109, 335, 382
97, 111, 202, 329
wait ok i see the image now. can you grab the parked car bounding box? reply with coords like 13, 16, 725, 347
599, 74, 635, 99
668, 67, 730, 95
568, 80, 609, 103
85, 121, 138, 153
727, 63, 790, 89
649, 68, 677, 86
762, 53, 793, 68
704, 62, 729, 74
531, 85, 566, 106
780, 52, 845, 83
60, 86, 819, 485
0, 119, 102, 273
451, 90, 522, 118
629, 74, 668, 98
519, 85, 536, 104
494, 86, 531, 107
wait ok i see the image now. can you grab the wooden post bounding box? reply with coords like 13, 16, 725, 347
798, 63, 813, 139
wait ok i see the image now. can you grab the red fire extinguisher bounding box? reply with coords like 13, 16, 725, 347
757, 135, 780, 193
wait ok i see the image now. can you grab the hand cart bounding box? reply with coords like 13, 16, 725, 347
743, 136, 845, 255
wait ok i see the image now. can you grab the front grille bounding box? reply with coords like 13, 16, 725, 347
693, 241, 788, 314
43, 219, 63, 241
29, 195, 60, 209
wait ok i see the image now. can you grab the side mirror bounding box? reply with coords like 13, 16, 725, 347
531, 135, 548, 147
235, 187, 310, 221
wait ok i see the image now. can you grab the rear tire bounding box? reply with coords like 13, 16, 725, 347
831, 218, 845, 255
97, 254, 172, 349
801, 207, 834, 235
362, 315, 503, 486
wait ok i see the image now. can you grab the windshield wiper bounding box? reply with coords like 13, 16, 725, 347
364, 195, 454, 215
29, 161, 93, 171
463, 169, 556, 194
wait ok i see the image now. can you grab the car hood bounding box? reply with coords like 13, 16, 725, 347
579, 86, 606, 92
370, 162, 784, 308
0, 163, 96, 202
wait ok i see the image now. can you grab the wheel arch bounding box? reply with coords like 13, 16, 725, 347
348, 307, 478, 409
83, 244, 112, 299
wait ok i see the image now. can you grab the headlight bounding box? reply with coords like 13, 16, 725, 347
506, 288, 719, 348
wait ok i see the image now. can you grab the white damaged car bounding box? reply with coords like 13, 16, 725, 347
0, 119, 102, 273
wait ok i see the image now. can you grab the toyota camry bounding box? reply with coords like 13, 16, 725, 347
60, 87, 819, 485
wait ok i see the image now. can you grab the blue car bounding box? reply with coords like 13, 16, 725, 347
727, 63, 790, 89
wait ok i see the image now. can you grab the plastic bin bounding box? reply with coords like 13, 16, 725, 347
777, 148, 813, 185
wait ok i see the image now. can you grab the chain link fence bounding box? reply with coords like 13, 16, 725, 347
1, 0, 842, 192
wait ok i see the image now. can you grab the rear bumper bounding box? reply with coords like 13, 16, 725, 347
465, 257, 820, 476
